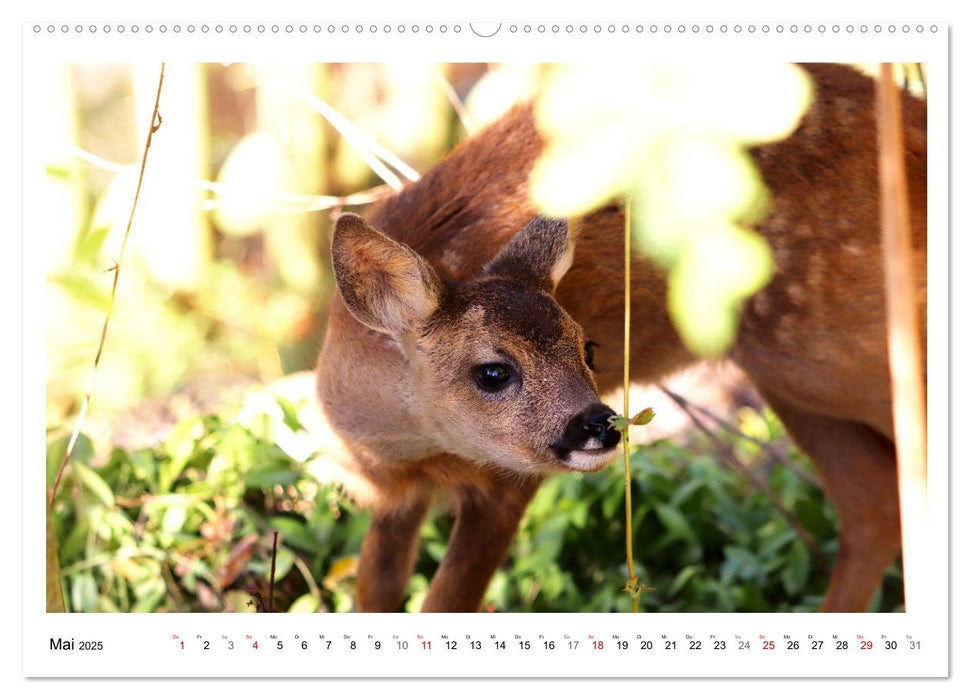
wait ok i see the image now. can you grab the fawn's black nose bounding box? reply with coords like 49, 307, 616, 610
583, 407, 620, 447
551, 402, 621, 459
583, 409, 614, 442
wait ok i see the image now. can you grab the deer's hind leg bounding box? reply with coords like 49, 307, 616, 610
759, 388, 901, 612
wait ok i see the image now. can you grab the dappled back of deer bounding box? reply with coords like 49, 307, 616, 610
315, 63, 926, 613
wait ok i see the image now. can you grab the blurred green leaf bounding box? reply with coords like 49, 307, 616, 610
631, 407, 656, 426
276, 396, 304, 432
666, 223, 774, 356
608, 415, 630, 431
49, 270, 111, 311
46, 163, 73, 179
243, 466, 302, 489
599, 478, 626, 519
159, 419, 203, 493
269, 516, 321, 554
71, 572, 99, 612
781, 540, 811, 596
288, 593, 321, 613
161, 505, 187, 533
73, 463, 115, 508
248, 546, 295, 582
529, 125, 634, 216
655, 503, 697, 544
531, 62, 812, 357
669, 565, 701, 596
722, 545, 767, 584
131, 578, 167, 612
73, 224, 112, 266
225, 589, 258, 613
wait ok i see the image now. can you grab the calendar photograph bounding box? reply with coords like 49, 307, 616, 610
37, 56, 933, 621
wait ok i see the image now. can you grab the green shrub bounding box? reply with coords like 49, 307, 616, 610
48, 396, 903, 613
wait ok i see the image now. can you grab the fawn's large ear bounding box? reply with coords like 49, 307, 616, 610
483, 217, 574, 292
331, 213, 444, 337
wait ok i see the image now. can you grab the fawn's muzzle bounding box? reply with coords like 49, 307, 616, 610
550, 402, 622, 465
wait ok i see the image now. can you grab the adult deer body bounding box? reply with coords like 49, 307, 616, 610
315, 63, 927, 612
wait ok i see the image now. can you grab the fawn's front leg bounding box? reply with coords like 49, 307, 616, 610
421, 475, 543, 612
356, 493, 432, 612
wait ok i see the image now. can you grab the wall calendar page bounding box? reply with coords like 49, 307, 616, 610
17, 2, 958, 691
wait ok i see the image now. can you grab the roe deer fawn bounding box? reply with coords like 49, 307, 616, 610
314, 63, 927, 612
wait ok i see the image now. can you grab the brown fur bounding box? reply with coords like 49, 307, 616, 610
315, 63, 927, 612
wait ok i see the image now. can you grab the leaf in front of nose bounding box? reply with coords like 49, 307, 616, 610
608, 415, 630, 431
609, 407, 656, 431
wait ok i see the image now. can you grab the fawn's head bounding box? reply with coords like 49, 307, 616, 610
331, 213, 620, 475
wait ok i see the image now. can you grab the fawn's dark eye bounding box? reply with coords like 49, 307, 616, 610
584, 340, 597, 370
472, 363, 513, 393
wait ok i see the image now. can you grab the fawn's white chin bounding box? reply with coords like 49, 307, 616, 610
560, 446, 619, 473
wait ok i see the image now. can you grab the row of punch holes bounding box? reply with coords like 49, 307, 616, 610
33, 23, 938, 36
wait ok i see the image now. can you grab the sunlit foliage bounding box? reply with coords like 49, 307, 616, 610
530, 63, 814, 356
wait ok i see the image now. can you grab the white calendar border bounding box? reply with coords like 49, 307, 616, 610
20, 15, 951, 680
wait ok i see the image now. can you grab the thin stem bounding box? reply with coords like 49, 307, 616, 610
622, 196, 638, 612
268, 531, 280, 613
49, 63, 166, 505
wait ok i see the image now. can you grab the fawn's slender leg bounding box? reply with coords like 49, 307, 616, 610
760, 388, 902, 612
356, 493, 432, 612
421, 476, 543, 612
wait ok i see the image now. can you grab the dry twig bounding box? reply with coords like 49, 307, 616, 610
435, 70, 476, 135
49, 64, 167, 505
